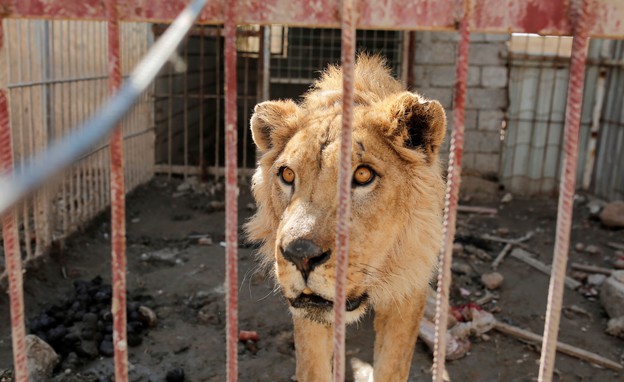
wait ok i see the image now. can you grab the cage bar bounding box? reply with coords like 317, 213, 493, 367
538, 0, 592, 381
105, 0, 129, 381
332, 0, 355, 380
0, 21, 28, 382
224, 1, 239, 380
432, 1, 471, 381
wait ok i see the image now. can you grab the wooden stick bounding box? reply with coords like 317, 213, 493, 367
493, 322, 623, 371
458, 205, 498, 215
509, 248, 582, 290
607, 242, 624, 251
571, 262, 614, 276
492, 243, 513, 270
482, 231, 534, 246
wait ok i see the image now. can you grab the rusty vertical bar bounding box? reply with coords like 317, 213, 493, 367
538, 1, 592, 381
224, 1, 239, 381
332, 0, 355, 380
0, 20, 28, 382
106, 1, 128, 381
432, 1, 470, 381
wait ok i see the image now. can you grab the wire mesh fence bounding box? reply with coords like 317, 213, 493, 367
0, 19, 153, 279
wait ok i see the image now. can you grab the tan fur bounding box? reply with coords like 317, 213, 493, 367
246, 55, 446, 381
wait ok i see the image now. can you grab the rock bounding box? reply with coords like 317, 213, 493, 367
166, 368, 185, 382
176, 182, 192, 192
584, 245, 601, 255
198, 237, 213, 246
599, 201, 624, 228
600, 271, 624, 318
138, 306, 157, 328
496, 227, 509, 236
98, 340, 114, 357
140, 248, 178, 266
587, 274, 607, 286
246, 203, 257, 211
452, 243, 463, 255
204, 200, 226, 213
26, 334, 59, 382
615, 258, 624, 270
587, 197, 606, 216
451, 262, 473, 275
501, 192, 513, 203
606, 316, 624, 339
574, 242, 585, 252
76, 340, 99, 359
481, 272, 504, 290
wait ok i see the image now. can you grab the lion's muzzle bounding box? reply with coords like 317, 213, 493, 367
281, 239, 331, 281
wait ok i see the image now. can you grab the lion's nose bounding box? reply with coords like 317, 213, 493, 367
282, 239, 331, 280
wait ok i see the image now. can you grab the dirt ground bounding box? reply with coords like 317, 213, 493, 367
1, 176, 623, 381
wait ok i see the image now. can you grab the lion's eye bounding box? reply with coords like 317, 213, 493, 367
279, 166, 295, 185
353, 166, 375, 186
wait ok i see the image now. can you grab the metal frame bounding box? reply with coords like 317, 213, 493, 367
0, 0, 621, 381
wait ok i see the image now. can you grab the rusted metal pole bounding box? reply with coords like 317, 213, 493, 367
224, 1, 239, 381
538, 1, 592, 380
106, 1, 128, 381
0, 21, 28, 382
333, 0, 355, 380
432, 1, 471, 381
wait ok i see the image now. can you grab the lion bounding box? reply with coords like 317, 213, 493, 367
246, 55, 446, 382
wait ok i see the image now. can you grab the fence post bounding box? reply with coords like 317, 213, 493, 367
224, 1, 239, 381
538, 0, 592, 380
106, 1, 129, 381
432, 1, 471, 381
0, 19, 29, 382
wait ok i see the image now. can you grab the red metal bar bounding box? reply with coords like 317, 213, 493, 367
224, 1, 239, 381
106, 0, 129, 380
0, 23, 28, 381
2, 0, 624, 37
432, 1, 471, 381
538, 1, 593, 380
332, 0, 355, 380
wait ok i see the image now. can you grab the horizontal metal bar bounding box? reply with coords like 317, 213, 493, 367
76, 127, 156, 161
153, 93, 257, 100
6, 74, 112, 89
154, 164, 255, 177
0, 0, 208, 216
2, 0, 624, 38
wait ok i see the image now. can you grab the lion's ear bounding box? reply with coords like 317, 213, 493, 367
250, 100, 300, 152
386, 92, 446, 159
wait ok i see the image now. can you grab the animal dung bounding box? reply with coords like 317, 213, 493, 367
27, 276, 155, 363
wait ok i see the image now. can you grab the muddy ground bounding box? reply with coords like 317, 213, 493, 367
1, 176, 623, 381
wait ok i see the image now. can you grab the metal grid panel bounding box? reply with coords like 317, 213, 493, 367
0, 19, 153, 279
593, 40, 624, 200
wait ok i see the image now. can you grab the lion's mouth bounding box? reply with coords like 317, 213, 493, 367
289, 293, 368, 312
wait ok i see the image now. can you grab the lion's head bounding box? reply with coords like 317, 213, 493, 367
246, 56, 446, 325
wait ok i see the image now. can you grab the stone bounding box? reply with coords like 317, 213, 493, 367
26, 334, 59, 382
166, 368, 185, 382
587, 274, 607, 286
606, 316, 624, 339
599, 201, 624, 228
452, 243, 464, 255
574, 242, 585, 252
584, 245, 601, 255
600, 271, 624, 318
140, 248, 178, 266
501, 193, 513, 203
481, 272, 504, 290
451, 262, 473, 275
198, 237, 213, 246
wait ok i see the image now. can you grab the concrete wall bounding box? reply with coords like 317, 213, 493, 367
412, 32, 510, 196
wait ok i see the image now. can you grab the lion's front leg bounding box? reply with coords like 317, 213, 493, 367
373, 287, 428, 382
293, 315, 333, 382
